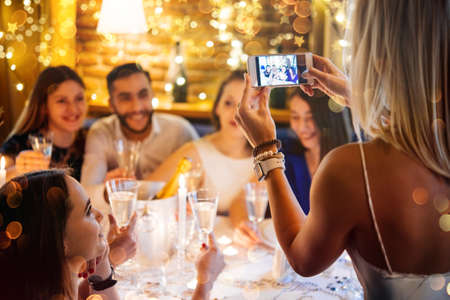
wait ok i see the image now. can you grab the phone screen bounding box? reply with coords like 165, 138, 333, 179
255, 54, 307, 87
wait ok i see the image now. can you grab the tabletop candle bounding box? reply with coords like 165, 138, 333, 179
0, 156, 6, 187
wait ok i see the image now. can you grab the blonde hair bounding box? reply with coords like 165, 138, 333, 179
350, 0, 449, 179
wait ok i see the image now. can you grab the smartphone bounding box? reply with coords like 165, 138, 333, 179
247, 53, 313, 88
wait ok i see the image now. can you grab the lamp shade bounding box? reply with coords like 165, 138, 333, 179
97, 0, 148, 34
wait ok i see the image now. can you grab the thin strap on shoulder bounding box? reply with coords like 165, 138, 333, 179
358, 142, 393, 274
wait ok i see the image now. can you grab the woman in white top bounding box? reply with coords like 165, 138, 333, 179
149, 71, 262, 246
235, 0, 449, 299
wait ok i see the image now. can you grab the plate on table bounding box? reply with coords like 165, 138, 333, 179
259, 219, 277, 247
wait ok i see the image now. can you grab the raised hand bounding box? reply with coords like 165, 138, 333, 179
15, 150, 50, 174
235, 74, 276, 148
107, 213, 137, 266
300, 55, 350, 106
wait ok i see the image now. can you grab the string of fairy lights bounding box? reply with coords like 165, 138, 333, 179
0, 0, 349, 103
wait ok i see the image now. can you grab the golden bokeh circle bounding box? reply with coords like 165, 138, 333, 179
6, 221, 23, 240
439, 214, 450, 232
46, 186, 67, 208
10, 10, 28, 26
328, 98, 345, 113
281, 5, 296, 17
412, 188, 429, 205
199, 0, 214, 14
293, 17, 312, 34
0, 231, 12, 250
433, 194, 449, 213
6, 191, 22, 209
295, 1, 312, 18
244, 41, 262, 55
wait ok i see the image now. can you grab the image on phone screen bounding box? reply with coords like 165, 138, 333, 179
256, 54, 299, 87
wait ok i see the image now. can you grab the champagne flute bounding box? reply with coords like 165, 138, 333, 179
28, 132, 53, 159
105, 178, 138, 282
189, 189, 218, 245
245, 182, 269, 226
106, 178, 138, 227
245, 182, 269, 260
114, 138, 141, 177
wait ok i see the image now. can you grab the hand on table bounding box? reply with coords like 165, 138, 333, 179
233, 220, 262, 248
300, 54, 350, 106
107, 213, 137, 266
235, 74, 276, 148
15, 150, 50, 174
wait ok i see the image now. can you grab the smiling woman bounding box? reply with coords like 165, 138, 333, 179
0, 66, 88, 180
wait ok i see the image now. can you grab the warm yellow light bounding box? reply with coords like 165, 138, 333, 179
16, 83, 24, 91
4, 0, 12, 6
219, 23, 227, 31
0, 32, 3, 39
231, 39, 242, 48
198, 92, 207, 100
190, 21, 198, 29
175, 55, 184, 64
10, 64, 16, 71
164, 83, 173, 92
155, 7, 163, 14
227, 57, 239, 68
6, 52, 13, 59
23, 0, 31, 6
152, 97, 159, 108
91, 93, 97, 100
206, 40, 214, 48
97, 0, 148, 34
335, 12, 345, 24
176, 77, 186, 86
338, 39, 349, 48
219, 6, 233, 20
239, 1, 247, 8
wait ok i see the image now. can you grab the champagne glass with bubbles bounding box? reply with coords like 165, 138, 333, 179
189, 189, 218, 245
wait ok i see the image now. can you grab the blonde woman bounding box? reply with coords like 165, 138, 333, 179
236, 0, 449, 299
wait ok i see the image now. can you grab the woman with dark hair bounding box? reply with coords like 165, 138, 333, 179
0, 170, 225, 299
148, 71, 262, 246
1, 66, 87, 180
283, 88, 351, 214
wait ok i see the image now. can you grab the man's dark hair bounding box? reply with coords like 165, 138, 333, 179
106, 63, 152, 95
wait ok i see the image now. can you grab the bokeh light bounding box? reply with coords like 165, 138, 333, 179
293, 16, 312, 34
6, 221, 23, 240
86, 294, 104, 300
6, 190, 22, 208
412, 188, 429, 206
295, 1, 311, 18
433, 194, 449, 213
10, 10, 28, 27
439, 214, 450, 232
0, 231, 11, 250
430, 275, 445, 291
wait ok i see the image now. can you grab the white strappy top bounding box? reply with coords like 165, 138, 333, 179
193, 138, 253, 213
348, 143, 450, 300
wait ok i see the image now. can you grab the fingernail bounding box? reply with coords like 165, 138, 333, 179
82, 273, 88, 279
88, 268, 94, 274
78, 273, 82, 278
201, 243, 207, 249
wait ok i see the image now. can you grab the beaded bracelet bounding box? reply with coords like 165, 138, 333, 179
252, 139, 282, 157
254, 150, 285, 162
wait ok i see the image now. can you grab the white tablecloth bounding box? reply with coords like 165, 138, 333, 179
119, 216, 363, 300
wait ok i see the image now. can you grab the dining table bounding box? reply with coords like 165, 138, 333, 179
116, 215, 363, 300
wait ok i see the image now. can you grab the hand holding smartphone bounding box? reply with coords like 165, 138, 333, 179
247, 53, 313, 88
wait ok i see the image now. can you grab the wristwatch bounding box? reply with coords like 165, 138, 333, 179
254, 157, 285, 182
88, 266, 117, 291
